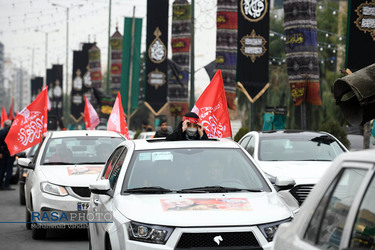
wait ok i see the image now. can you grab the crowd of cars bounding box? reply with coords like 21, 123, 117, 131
11, 128, 375, 249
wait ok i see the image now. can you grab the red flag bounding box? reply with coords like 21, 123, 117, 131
1, 106, 8, 127
107, 92, 130, 139
192, 70, 232, 138
8, 98, 14, 120
84, 95, 100, 130
5, 87, 48, 156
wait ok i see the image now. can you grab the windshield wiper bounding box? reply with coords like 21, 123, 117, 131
177, 186, 263, 193
43, 162, 74, 165
123, 186, 173, 194
76, 162, 105, 165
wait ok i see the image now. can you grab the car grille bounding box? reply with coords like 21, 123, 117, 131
71, 187, 91, 198
289, 184, 315, 205
175, 232, 261, 249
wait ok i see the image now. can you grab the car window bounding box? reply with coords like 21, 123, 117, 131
349, 173, 375, 248
245, 136, 256, 157
259, 136, 346, 161
108, 148, 127, 189
102, 146, 125, 179
304, 168, 367, 249
123, 148, 271, 192
238, 135, 250, 149
40, 136, 124, 165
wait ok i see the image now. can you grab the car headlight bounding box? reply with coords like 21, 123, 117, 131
40, 182, 68, 196
128, 221, 173, 244
258, 217, 293, 242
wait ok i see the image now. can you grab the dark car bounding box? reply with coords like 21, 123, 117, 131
18, 144, 39, 205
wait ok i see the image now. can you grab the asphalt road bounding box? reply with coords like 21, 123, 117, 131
0, 183, 88, 250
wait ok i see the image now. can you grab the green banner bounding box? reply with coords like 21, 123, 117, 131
121, 17, 143, 116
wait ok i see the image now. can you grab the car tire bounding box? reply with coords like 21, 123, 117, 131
32, 225, 47, 240
105, 234, 112, 250
19, 183, 26, 205
26, 209, 31, 230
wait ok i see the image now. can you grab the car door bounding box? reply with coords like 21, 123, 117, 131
298, 164, 372, 250
90, 146, 125, 239
92, 146, 127, 242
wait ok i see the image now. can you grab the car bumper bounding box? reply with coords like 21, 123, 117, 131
31, 190, 90, 226
110, 225, 273, 250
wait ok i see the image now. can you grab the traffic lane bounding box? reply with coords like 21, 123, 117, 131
0, 183, 88, 250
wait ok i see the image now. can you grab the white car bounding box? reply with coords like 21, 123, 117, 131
88, 138, 294, 250
273, 149, 375, 250
136, 131, 155, 139
238, 130, 348, 212
19, 130, 125, 239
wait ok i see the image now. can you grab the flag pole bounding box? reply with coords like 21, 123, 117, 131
189, 0, 195, 110
127, 6, 136, 127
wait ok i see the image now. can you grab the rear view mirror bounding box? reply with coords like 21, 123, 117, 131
333, 63, 375, 125
90, 179, 112, 196
18, 158, 34, 169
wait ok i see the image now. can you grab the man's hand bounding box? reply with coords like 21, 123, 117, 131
197, 123, 204, 137
182, 120, 189, 132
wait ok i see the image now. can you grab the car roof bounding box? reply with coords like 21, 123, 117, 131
127, 138, 240, 151
255, 130, 331, 138
334, 148, 375, 165
46, 130, 125, 139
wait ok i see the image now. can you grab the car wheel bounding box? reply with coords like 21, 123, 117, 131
32, 225, 47, 240
26, 209, 31, 230
19, 183, 26, 205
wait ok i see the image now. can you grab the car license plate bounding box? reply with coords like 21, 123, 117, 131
77, 202, 89, 211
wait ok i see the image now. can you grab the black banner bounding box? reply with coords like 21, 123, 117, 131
145, 0, 169, 115
46, 64, 63, 117
70, 43, 95, 122
237, 0, 270, 103
346, 0, 375, 72
30, 77, 43, 101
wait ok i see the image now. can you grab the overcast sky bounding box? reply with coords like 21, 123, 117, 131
0, 0, 217, 97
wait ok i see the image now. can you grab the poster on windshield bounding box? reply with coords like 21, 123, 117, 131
161, 198, 252, 211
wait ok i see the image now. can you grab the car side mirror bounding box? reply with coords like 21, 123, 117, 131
274, 176, 296, 190
18, 158, 35, 170
90, 179, 112, 196
333, 63, 375, 125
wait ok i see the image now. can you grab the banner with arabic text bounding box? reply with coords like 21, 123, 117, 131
237, 0, 270, 103
145, 0, 169, 115
284, 0, 321, 106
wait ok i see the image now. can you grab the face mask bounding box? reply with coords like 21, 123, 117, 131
186, 127, 197, 136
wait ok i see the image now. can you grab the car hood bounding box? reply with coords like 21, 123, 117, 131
257, 161, 331, 185
40, 165, 103, 187
115, 192, 292, 227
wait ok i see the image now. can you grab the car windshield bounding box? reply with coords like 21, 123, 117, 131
123, 148, 271, 193
41, 136, 124, 165
259, 135, 346, 161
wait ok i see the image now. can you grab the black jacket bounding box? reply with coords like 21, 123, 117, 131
165, 122, 209, 141
0, 128, 11, 158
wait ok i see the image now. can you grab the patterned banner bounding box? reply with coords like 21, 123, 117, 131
30, 77, 43, 101
145, 0, 169, 115
168, 0, 191, 117
237, 0, 270, 103
215, 0, 237, 109
284, 0, 321, 106
110, 27, 123, 99
70, 43, 95, 123
121, 17, 142, 116
346, 0, 375, 72
46, 64, 63, 117
88, 43, 102, 91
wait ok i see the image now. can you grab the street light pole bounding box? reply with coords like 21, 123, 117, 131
35, 29, 59, 87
